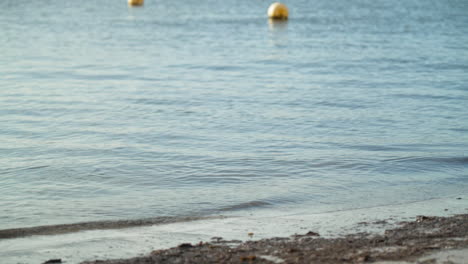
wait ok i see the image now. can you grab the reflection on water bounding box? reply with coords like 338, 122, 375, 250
268, 19, 288, 31
268, 19, 288, 47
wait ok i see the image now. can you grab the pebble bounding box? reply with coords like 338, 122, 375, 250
43, 259, 62, 264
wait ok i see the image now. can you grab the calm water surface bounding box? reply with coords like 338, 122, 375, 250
1, 0, 468, 229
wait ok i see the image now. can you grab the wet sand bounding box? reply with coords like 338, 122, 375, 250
0, 216, 222, 240
81, 214, 468, 264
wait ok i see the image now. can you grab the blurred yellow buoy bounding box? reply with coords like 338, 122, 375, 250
268, 2, 289, 20
128, 0, 144, 6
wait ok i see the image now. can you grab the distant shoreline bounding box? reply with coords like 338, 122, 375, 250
82, 214, 468, 264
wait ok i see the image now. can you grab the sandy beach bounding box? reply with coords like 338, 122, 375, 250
2, 195, 467, 264
80, 213, 468, 264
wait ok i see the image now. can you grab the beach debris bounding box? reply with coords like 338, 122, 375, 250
293, 231, 320, 238
211, 236, 223, 242
43, 259, 62, 264
210, 237, 242, 245
416, 215, 436, 222
178, 243, 193, 248
356, 254, 370, 262
151, 249, 163, 255
80, 214, 468, 264
373, 220, 388, 225
248, 232, 254, 237
240, 255, 257, 261
305, 231, 320, 236
267, 2, 289, 20
259, 255, 285, 263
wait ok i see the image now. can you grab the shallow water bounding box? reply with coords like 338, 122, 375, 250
1, 0, 468, 230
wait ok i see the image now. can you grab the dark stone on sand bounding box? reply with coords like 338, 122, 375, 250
305, 231, 320, 236
416, 215, 435, 222
373, 220, 388, 225
239, 255, 256, 261
292, 231, 320, 238
177, 243, 193, 248
216, 239, 243, 244
357, 255, 370, 262
43, 259, 62, 264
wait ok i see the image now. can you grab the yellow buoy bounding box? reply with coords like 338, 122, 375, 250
268, 2, 289, 20
128, 0, 144, 6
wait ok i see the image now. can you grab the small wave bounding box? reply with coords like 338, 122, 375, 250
314, 100, 368, 110
391, 93, 465, 101
0, 215, 225, 240
25, 165, 50, 170
384, 156, 468, 165
425, 156, 468, 165
345, 144, 405, 152
0, 165, 50, 176
167, 63, 244, 72
450, 128, 468, 133
217, 201, 272, 212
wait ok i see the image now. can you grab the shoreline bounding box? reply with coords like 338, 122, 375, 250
0, 216, 224, 240
1, 195, 467, 264
81, 214, 468, 264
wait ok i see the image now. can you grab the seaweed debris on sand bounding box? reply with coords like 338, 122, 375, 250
82, 214, 468, 263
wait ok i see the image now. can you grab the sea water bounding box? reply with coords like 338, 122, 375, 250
1, 0, 467, 234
